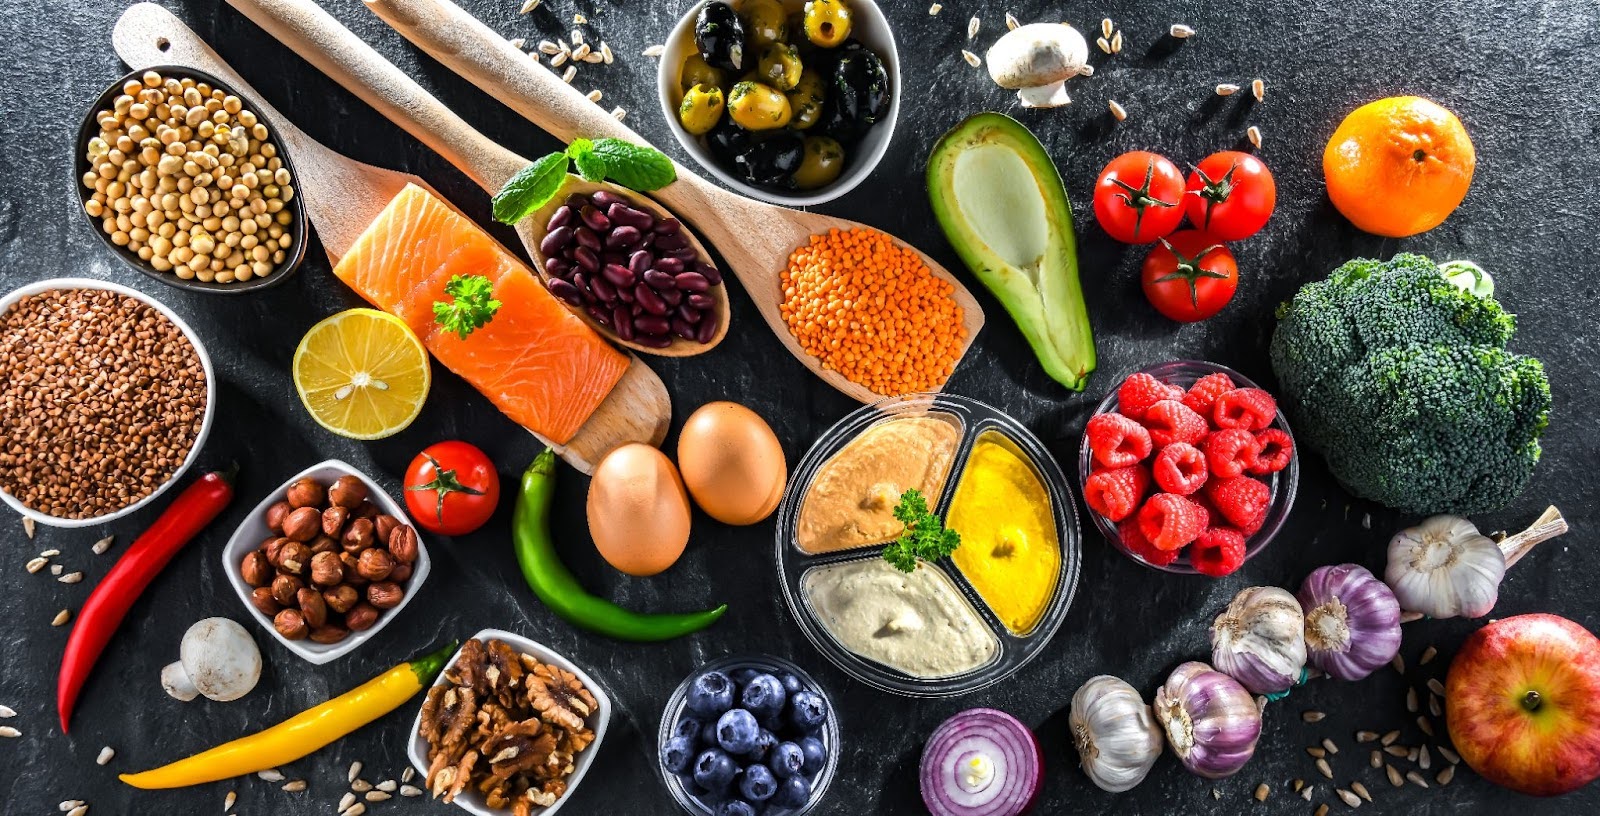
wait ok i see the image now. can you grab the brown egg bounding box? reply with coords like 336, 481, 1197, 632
677, 401, 787, 526
587, 443, 691, 576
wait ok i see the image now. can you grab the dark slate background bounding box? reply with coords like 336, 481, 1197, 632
2, 0, 1597, 814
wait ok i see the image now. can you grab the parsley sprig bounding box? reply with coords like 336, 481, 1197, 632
432, 274, 502, 340
881, 489, 962, 573
491, 137, 675, 225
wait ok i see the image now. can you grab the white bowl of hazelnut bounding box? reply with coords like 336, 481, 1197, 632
222, 459, 430, 665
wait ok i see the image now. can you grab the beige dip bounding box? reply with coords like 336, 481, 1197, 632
796, 415, 961, 553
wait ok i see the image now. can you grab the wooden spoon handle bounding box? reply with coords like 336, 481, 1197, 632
224, 0, 528, 191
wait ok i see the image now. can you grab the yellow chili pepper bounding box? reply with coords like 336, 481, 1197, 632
120, 641, 456, 789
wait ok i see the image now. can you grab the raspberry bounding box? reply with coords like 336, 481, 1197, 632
1142, 400, 1208, 447
1205, 476, 1271, 534
1136, 493, 1207, 551
1118, 518, 1180, 567
1084, 465, 1150, 521
1213, 388, 1278, 430
1086, 413, 1153, 469
1153, 443, 1208, 495
1191, 527, 1247, 577
1204, 429, 1263, 479
1248, 428, 1294, 475
1117, 373, 1183, 421
1182, 372, 1236, 422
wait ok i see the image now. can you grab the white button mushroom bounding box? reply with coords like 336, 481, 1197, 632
161, 618, 262, 703
985, 23, 1090, 108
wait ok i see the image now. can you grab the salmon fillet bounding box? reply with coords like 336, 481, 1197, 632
333, 184, 628, 444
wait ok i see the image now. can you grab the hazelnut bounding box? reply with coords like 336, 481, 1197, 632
351, 499, 380, 519
322, 505, 351, 538
339, 552, 368, 586
263, 536, 289, 565
271, 573, 304, 606
264, 500, 293, 533
240, 551, 274, 587
323, 584, 359, 614
285, 478, 327, 509
273, 540, 310, 575
374, 514, 401, 543
309, 624, 351, 644
249, 586, 282, 616
388, 562, 413, 584
344, 602, 380, 631
274, 608, 309, 640
328, 475, 370, 508
310, 550, 345, 587
388, 525, 420, 564
282, 506, 323, 542
309, 535, 339, 555
341, 517, 376, 553
357, 548, 395, 582
297, 588, 328, 628
367, 581, 404, 609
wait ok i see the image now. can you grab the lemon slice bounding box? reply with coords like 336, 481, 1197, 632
293, 309, 431, 440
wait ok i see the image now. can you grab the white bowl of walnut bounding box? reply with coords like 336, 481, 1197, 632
222, 459, 430, 665
407, 630, 611, 816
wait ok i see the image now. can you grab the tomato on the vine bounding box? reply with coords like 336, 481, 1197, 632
1183, 151, 1277, 241
1140, 230, 1239, 322
404, 441, 500, 536
1093, 151, 1186, 243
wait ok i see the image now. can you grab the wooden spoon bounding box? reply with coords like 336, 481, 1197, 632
356, 0, 988, 404
112, 2, 670, 473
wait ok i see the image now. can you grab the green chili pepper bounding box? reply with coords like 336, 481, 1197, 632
514, 450, 727, 641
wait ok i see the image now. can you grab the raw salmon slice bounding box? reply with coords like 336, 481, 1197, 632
333, 184, 627, 444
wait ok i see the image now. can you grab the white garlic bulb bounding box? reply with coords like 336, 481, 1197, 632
1385, 515, 1505, 619
1211, 586, 1307, 694
1070, 674, 1163, 792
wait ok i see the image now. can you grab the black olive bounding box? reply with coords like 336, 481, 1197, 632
820, 47, 890, 145
694, 1, 747, 72
706, 118, 752, 162
732, 131, 805, 187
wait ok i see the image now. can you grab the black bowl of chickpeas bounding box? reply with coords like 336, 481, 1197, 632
74, 66, 308, 294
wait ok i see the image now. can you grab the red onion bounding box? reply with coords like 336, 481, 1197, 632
920, 708, 1042, 816
1154, 661, 1261, 779
1297, 563, 1401, 681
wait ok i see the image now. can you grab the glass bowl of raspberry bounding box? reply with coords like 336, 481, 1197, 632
1077, 360, 1299, 576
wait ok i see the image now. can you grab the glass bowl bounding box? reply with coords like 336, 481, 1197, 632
775, 393, 1081, 697
657, 654, 840, 816
1078, 360, 1299, 574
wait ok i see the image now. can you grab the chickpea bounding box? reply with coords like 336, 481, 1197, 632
679, 53, 728, 96
677, 84, 727, 136
802, 0, 852, 48
727, 81, 793, 130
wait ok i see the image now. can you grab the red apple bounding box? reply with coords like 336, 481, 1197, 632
1446, 613, 1600, 796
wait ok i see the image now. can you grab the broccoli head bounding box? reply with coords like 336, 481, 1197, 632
1270, 254, 1550, 515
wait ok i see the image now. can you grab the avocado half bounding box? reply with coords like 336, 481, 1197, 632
927, 112, 1096, 390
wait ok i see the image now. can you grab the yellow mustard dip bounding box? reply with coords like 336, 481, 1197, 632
947, 432, 1059, 634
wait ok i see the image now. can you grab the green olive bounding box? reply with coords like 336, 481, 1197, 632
792, 136, 845, 189
757, 44, 803, 91
678, 84, 727, 135
727, 81, 793, 130
679, 54, 727, 96
802, 0, 852, 48
785, 68, 826, 130
738, 0, 788, 47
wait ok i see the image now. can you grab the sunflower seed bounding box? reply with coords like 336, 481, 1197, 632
642, 44, 665, 57
1254, 783, 1269, 801
59, 800, 83, 811
51, 564, 63, 575
571, 43, 591, 61
1212, 788, 1221, 799
1101, 18, 1114, 39
611, 107, 627, 120
601, 42, 614, 64
1418, 716, 1435, 737
1257, 695, 1268, 713
402, 767, 415, 783
1216, 83, 1241, 96
25, 557, 46, 573
1, 726, 23, 737
1421, 646, 1437, 665
59, 571, 83, 584
347, 761, 362, 783
582, 51, 605, 64
0, 706, 12, 718
1315, 804, 1330, 816
1323, 738, 1339, 755
1419, 745, 1432, 770
1406, 688, 1418, 712
23, 517, 36, 539
1337, 788, 1361, 807
570, 29, 584, 45
508, 37, 525, 50
1436, 765, 1456, 785
1405, 770, 1429, 788
96, 746, 114, 765
342, 806, 366, 816
1293, 779, 1305, 792
281, 780, 306, 793
520, 0, 541, 12
1423, 679, 1445, 697
1381, 730, 1400, 746
67, 808, 87, 816
1400, 610, 1425, 623
1302, 710, 1326, 723
401, 785, 423, 797
1391, 654, 1405, 674
339, 793, 356, 811
365, 792, 391, 802
1437, 745, 1460, 765
224, 790, 235, 811
1385, 745, 1409, 757
376, 780, 397, 793
1387, 764, 1404, 787
1316, 758, 1333, 779
1307, 747, 1326, 758
550, 51, 568, 68
1079, 63, 1094, 76
1302, 786, 1315, 801
1408, 747, 1419, 762
538, 40, 560, 55
586, 89, 603, 102
1170, 23, 1195, 38
1111, 30, 1124, 53
967, 16, 979, 39
573, 13, 586, 24
92, 536, 113, 555
1351, 781, 1372, 802
40, 548, 59, 557
961, 49, 981, 67
929, 4, 942, 15
1247, 126, 1263, 148
1356, 730, 1380, 743
257, 769, 283, 782
1429, 694, 1442, 717
1005, 12, 1020, 30
1096, 36, 1112, 54
561, 65, 577, 83
351, 779, 372, 793
1251, 78, 1265, 101
1370, 750, 1382, 768
1108, 100, 1127, 121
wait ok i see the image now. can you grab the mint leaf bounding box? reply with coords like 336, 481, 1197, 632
566, 138, 608, 182
491, 151, 568, 224
432, 274, 502, 340
590, 138, 676, 191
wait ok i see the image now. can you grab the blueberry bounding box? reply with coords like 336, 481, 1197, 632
776, 672, 804, 696
740, 674, 787, 724
674, 715, 704, 742
687, 671, 736, 719
739, 763, 779, 802
772, 774, 812, 809
798, 736, 827, 775
699, 719, 720, 747
729, 667, 761, 687
715, 801, 758, 816
768, 741, 805, 778
693, 749, 738, 795
716, 708, 760, 754
661, 735, 697, 775
787, 690, 827, 733
743, 728, 778, 762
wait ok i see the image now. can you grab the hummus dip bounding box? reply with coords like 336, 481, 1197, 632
802, 558, 998, 679
796, 415, 961, 553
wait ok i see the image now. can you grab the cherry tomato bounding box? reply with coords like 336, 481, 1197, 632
1092, 151, 1186, 243
1183, 151, 1277, 241
404, 441, 500, 536
1140, 230, 1239, 322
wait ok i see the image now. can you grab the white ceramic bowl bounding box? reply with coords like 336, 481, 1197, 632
0, 277, 215, 528
407, 629, 612, 816
222, 459, 430, 665
657, 0, 901, 206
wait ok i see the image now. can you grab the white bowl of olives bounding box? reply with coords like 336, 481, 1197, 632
656, 0, 900, 207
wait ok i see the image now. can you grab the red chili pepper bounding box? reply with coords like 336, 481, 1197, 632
58, 468, 236, 731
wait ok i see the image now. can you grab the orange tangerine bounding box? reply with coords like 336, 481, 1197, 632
1323, 96, 1475, 237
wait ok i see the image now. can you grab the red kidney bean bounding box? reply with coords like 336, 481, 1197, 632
634, 314, 671, 335
695, 262, 723, 285
628, 251, 652, 274
607, 204, 654, 231
653, 257, 684, 275
602, 251, 627, 267
572, 245, 599, 273
654, 217, 681, 235
566, 193, 590, 210
579, 205, 610, 232
633, 333, 673, 349
586, 305, 611, 326
545, 257, 571, 278
687, 293, 715, 310
590, 275, 618, 304
540, 226, 573, 256
617, 285, 635, 304
677, 303, 702, 323
675, 272, 710, 293
591, 190, 628, 210
548, 278, 583, 304
668, 246, 700, 263
642, 269, 675, 289
606, 225, 641, 250
612, 305, 634, 340
601, 263, 635, 288
654, 232, 690, 251
548, 206, 574, 231
658, 287, 683, 307
671, 317, 698, 340
694, 310, 720, 343
634, 283, 669, 316
574, 226, 602, 251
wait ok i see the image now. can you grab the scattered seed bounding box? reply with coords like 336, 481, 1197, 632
611, 106, 627, 121
1170, 23, 1195, 38
1108, 100, 1127, 121
224, 790, 235, 811
1005, 12, 1020, 30
520, 0, 541, 13
1101, 18, 1114, 39
1351, 781, 1372, 802
350, 779, 373, 793
1254, 783, 1269, 801
1436, 765, 1456, 785
1405, 771, 1429, 788
1110, 30, 1124, 53
342, 805, 366, 816
26, 557, 47, 573
642, 44, 665, 57
340, 792, 357, 811
59, 571, 83, 584
573, 12, 586, 24
1386, 764, 1403, 787
538, 40, 560, 55
1385, 745, 1409, 758
0, 706, 12, 717
928, 4, 942, 15
1362, 512, 1372, 529
1337, 788, 1361, 807
1293, 779, 1305, 792
365, 791, 391, 802
96, 745, 114, 765
1418, 716, 1435, 737
348, 761, 363, 783
1251, 78, 1265, 101
1356, 731, 1378, 743
561, 65, 578, 83
1369, 750, 1382, 769
586, 89, 603, 102
1381, 730, 1400, 746
67, 807, 87, 816
40, 548, 59, 557
1247, 126, 1263, 148
1421, 646, 1437, 665
1437, 745, 1460, 765
257, 769, 284, 782
558, 39, 571, 55
400, 785, 423, 797
376, 780, 397, 792
550, 51, 569, 68
1096, 36, 1111, 54
1316, 758, 1333, 779
402, 767, 415, 783
1426, 678, 1445, 696
967, 16, 979, 39
1302, 710, 1326, 723
571, 43, 591, 61
59, 801, 83, 812
1391, 654, 1405, 674
1212, 788, 1221, 800
1406, 688, 1418, 712
1302, 786, 1314, 801
1216, 83, 1241, 96
508, 37, 525, 50
23, 517, 36, 539
1400, 610, 1425, 624
1429, 694, 1442, 718
601, 42, 614, 64
1079, 63, 1094, 77
1315, 805, 1329, 816
1322, 738, 1339, 755
1408, 747, 1419, 762
1419, 745, 1432, 770
570, 29, 584, 45
583, 51, 605, 64
0, 726, 20, 737
1256, 695, 1268, 713
92, 536, 113, 555
281, 779, 307, 793
1307, 747, 1326, 758
961, 49, 981, 67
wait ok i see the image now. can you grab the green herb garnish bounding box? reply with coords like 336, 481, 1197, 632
881, 488, 961, 573
432, 274, 502, 340
491, 138, 676, 225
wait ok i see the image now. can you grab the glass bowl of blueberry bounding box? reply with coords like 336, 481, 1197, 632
657, 654, 840, 815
